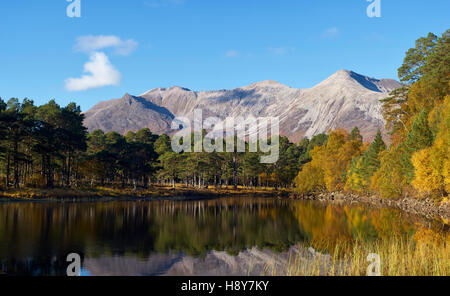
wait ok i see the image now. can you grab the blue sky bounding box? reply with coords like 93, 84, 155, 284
0, 0, 449, 111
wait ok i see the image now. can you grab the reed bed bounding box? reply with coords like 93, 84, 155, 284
262, 235, 449, 276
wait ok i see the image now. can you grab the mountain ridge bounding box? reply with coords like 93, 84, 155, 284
83, 70, 402, 142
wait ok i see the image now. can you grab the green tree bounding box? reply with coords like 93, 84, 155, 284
405, 110, 433, 151
350, 127, 363, 142
59, 103, 87, 187
33, 100, 66, 188
398, 29, 449, 94
154, 134, 171, 156
346, 131, 386, 192
0, 99, 34, 188
398, 32, 439, 83
363, 131, 387, 174
158, 152, 182, 187
271, 137, 301, 188
402, 110, 434, 182
298, 133, 328, 165
125, 129, 157, 189
0, 98, 6, 166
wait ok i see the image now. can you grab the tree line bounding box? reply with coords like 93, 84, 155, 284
0, 99, 87, 189
0, 97, 328, 190
295, 29, 449, 201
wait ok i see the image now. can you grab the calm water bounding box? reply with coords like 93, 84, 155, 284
0, 197, 445, 275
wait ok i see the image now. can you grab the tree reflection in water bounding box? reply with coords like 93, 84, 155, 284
0, 198, 445, 275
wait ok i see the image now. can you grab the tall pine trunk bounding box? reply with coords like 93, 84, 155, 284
6, 151, 10, 188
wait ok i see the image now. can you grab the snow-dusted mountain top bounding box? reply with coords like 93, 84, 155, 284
84, 70, 402, 142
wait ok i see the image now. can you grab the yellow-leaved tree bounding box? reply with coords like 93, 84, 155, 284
294, 162, 325, 193
370, 147, 408, 199
295, 129, 363, 193
411, 95, 450, 198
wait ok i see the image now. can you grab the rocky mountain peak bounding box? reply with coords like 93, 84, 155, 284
84, 70, 402, 142
312, 69, 401, 94
244, 80, 289, 89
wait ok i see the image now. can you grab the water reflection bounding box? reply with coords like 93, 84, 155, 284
0, 198, 445, 275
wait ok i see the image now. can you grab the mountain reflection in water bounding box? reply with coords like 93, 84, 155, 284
0, 197, 445, 275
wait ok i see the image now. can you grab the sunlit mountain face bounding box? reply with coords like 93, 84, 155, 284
84, 70, 402, 143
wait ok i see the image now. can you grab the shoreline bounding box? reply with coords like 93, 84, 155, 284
0, 186, 289, 202
292, 192, 450, 221
1, 187, 448, 221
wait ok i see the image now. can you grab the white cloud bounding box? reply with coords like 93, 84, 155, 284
75, 35, 138, 56
225, 50, 240, 57
268, 46, 295, 55
65, 52, 122, 91
65, 35, 137, 91
321, 27, 340, 39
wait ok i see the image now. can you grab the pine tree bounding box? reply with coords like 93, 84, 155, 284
346, 131, 386, 192
364, 131, 387, 174
350, 127, 363, 142
402, 110, 434, 182
405, 110, 433, 151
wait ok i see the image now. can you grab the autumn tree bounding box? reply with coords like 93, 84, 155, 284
298, 133, 328, 165
294, 162, 325, 193
346, 131, 386, 192
401, 109, 434, 182
374, 29, 449, 200
295, 129, 363, 193
382, 30, 449, 142
371, 147, 408, 199
411, 96, 449, 197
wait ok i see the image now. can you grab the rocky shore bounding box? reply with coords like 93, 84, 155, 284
292, 192, 450, 221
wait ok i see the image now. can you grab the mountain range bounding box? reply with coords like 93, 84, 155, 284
83, 70, 402, 142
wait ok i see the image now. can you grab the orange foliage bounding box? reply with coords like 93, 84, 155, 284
295, 129, 363, 193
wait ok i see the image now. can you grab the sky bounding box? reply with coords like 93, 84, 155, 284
0, 0, 449, 111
